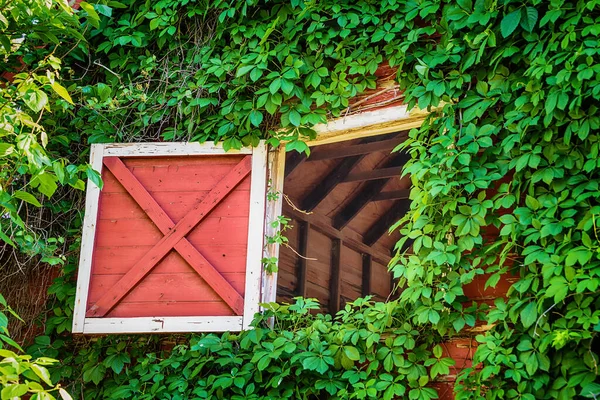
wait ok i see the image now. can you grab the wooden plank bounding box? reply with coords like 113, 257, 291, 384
88, 273, 246, 304
308, 135, 404, 161
108, 301, 234, 318
101, 156, 246, 315
295, 221, 310, 297
103, 142, 253, 156
362, 254, 372, 297
87, 155, 252, 317
284, 151, 307, 177
92, 246, 247, 275
83, 316, 243, 334
283, 204, 391, 266
373, 189, 410, 202
363, 199, 412, 246
329, 239, 342, 314
123, 155, 240, 167
262, 145, 285, 306
95, 217, 249, 247
97, 190, 251, 221
242, 142, 268, 329
102, 163, 251, 193
332, 152, 411, 230
343, 166, 403, 183
73, 144, 105, 333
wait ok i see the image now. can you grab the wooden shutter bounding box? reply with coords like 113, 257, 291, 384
73, 142, 268, 334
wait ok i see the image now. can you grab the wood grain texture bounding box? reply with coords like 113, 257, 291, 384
87, 155, 252, 317
96, 157, 246, 315
242, 142, 268, 329
73, 144, 104, 333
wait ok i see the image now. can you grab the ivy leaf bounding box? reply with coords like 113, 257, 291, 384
236, 65, 255, 77
13, 191, 41, 207
31, 173, 58, 198
344, 346, 360, 361
582, 383, 600, 398
520, 7, 538, 33
0, 230, 15, 248
59, 388, 73, 400
95, 4, 112, 17
520, 302, 537, 328
79, 2, 100, 28
24, 89, 48, 113
86, 166, 104, 189
249, 110, 263, 127
50, 82, 74, 104
288, 110, 301, 127
31, 364, 53, 386
0, 143, 14, 157
501, 9, 521, 38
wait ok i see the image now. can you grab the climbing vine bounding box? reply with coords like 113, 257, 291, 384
1, 0, 600, 399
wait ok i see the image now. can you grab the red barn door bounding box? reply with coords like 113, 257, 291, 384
73, 142, 268, 334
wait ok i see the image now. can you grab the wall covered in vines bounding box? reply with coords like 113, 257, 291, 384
1, 0, 600, 399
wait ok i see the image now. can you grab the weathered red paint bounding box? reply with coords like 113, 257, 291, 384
86, 155, 253, 319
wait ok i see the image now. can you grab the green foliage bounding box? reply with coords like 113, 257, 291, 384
0, 0, 98, 259
34, 297, 450, 400
390, 0, 600, 398
0, 294, 71, 400
1, 0, 599, 399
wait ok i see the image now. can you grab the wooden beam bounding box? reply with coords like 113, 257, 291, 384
363, 199, 412, 246
262, 145, 286, 307
296, 221, 310, 298
301, 154, 364, 212
343, 166, 403, 183
308, 134, 405, 161
305, 104, 430, 147
373, 189, 410, 202
329, 238, 342, 314
332, 151, 411, 230
285, 151, 307, 177
300, 135, 401, 212
283, 205, 391, 265
361, 254, 372, 297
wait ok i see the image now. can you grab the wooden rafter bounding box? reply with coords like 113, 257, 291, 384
343, 166, 403, 183
363, 199, 411, 246
307, 132, 406, 161
300, 134, 402, 212
373, 189, 410, 202
301, 155, 364, 212
332, 151, 411, 230
283, 205, 391, 265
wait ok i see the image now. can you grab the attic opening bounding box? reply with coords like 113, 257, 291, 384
276, 131, 412, 314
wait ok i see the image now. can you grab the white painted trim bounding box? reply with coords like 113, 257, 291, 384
102, 142, 253, 157
242, 142, 268, 330
307, 104, 429, 146
72, 144, 105, 333
261, 145, 285, 306
83, 316, 243, 334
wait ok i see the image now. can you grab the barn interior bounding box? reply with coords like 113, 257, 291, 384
276, 131, 412, 313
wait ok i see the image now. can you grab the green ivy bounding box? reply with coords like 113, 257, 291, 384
1, 0, 600, 399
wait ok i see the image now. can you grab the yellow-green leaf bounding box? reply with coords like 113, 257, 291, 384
50, 82, 74, 104
13, 191, 41, 207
